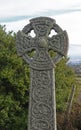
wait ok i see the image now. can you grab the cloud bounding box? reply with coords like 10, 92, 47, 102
53, 12, 81, 45
1, 19, 30, 32
0, 0, 81, 61
0, 0, 81, 59
0, 0, 81, 18
0, 9, 81, 23
1, 11, 81, 46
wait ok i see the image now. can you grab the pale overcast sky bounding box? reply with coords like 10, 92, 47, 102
0, 0, 81, 17
0, 0, 81, 59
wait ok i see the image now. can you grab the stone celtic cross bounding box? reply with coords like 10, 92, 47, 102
16, 17, 69, 130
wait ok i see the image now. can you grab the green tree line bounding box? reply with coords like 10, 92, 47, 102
0, 25, 75, 130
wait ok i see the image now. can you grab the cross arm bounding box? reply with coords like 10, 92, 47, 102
16, 31, 36, 57
48, 31, 69, 56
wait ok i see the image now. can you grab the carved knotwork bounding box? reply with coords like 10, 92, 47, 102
16, 17, 69, 130
16, 17, 69, 69
29, 69, 55, 130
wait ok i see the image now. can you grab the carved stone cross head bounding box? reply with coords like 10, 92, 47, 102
16, 17, 69, 70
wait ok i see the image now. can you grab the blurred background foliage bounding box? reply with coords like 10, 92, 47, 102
0, 25, 76, 130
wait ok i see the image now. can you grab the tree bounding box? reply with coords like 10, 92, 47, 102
0, 25, 30, 130
0, 25, 76, 129
55, 58, 76, 112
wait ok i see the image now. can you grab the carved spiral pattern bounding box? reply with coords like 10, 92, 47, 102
32, 103, 52, 119
32, 86, 51, 103
28, 69, 55, 130
31, 119, 51, 130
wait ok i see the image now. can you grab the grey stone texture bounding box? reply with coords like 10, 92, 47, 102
16, 17, 69, 130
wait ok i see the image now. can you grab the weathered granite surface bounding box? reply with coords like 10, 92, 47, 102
16, 17, 69, 130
